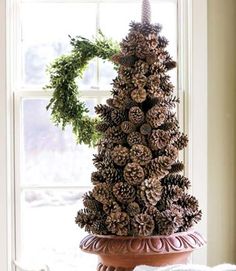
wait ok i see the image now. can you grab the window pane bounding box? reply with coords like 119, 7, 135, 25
22, 99, 96, 186
20, 190, 96, 271
21, 3, 97, 88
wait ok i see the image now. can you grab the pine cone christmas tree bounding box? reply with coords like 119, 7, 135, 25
124, 162, 145, 185
140, 177, 162, 206
131, 214, 155, 236
76, 9, 202, 237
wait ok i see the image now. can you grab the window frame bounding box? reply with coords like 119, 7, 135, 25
0, 0, 208, 270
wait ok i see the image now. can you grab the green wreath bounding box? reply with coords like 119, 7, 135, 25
45, 31, 120, 147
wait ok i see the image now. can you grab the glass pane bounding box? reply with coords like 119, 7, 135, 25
20, 190, 96, 271
21, 3, 97, 88
22, 99, 96, 186
99, 60, 117, 90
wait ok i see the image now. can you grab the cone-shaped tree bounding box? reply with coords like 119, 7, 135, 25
75, 3, 202, 237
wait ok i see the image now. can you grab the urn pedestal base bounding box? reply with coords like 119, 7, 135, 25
80, 231, 205, 271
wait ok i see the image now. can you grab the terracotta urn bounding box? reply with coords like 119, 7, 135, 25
80, 230, 206, 271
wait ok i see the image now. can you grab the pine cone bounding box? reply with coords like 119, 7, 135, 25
113, 182, 136, 203
127, 132, 146, 146
158, 36, 169, 48
130, 144, 152, 166
145, 206, 161, 220
111, 109, 126, 125
111, 145, 130, 166
101, 167, 118, 182
112, 90, 130, 109
106, 212, 130, 236
161, 174, 190, 190
149, 130, 171, 150
174, 133, 188, 150
169, 161, 185, 174
103, 200, 121, 215
83, 192, 102, 212
112, 54, 137, 67
131, 214, 155, 236
164, 55, 177, 71
92, 183, 111, 204
105, 126, 126, 144
146, 105, 167, 128
164, 145, 178, 161
121, 121, 135, 134
91, 171, 104, 185
149, 156, 173, 178
106, 98, 115, 108
129, 106, 145, 125
90, 219, 109, 235
124, 162, 145, 185
140, 178, 162, 206
146, 33, 158, 49
160, 122, 176, 131
157, 209, 182, 235
146, 53, 158, 65
97, 138, 115, 156
132, 74, 147, 88
131, 88, 147, 103
140, 123, 152, 135
130, 21, 162, 36
134, 60, 149, 74
127, 202, 141, 217
95, 104, 112, 123
75, 209, 96, 229
96, 122, 110, 133
161, 184, 184, 204
146, 75, 161, 98
178, 194, 200, 215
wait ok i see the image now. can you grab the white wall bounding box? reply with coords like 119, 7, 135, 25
208, 0, 236, 265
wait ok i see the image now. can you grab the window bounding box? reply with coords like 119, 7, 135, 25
13, 1, 177, 271
0, 0, 207, 271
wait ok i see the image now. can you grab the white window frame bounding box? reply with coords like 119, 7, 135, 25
0, 0, 207, 270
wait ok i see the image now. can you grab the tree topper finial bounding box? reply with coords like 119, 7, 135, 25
142, 0, 151, 24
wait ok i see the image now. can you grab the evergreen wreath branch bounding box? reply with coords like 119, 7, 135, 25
44, 31, 120, 147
